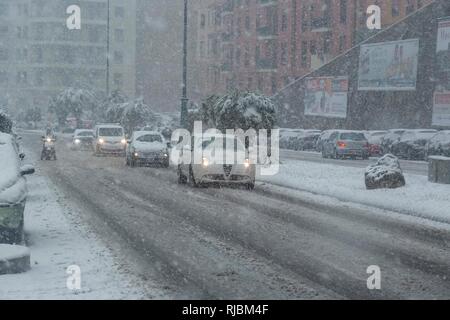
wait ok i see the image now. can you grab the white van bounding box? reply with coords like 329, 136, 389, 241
93, 124, 127, 156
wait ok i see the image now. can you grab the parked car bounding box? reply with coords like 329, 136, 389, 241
279, 129, 321, 151
315, 130, 335, 152
126, 131, 170, 167
0, 132, 34, 243
380, 129, 407, 155
426, 130, 450, 158
93, 124, 127, 156
71, 129, 94, 151
322, 130, 370, 160
178, 134, 256, 189
364, 131, 388, 156
391, 129, 438, 160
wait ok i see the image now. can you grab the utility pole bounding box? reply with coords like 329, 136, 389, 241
106, 0, 110, 97
180, 0, 189, 128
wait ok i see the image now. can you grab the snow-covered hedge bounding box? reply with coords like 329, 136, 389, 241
0, 109, 12, 134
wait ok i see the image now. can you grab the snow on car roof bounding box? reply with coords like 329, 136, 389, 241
133, 130, 161, 138
96, 124, 123, 128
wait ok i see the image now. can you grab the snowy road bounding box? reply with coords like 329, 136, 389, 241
20, 132, 450, 299
281, 149, 429, 176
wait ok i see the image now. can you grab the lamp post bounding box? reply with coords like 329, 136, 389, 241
180, 0, 189, 128
106, 0, 110, 97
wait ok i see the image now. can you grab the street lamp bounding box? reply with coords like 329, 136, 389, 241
106, 0, 110, 96
180, 0, 189, 128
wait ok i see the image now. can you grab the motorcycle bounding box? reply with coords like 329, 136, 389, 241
41, 136, 57, 161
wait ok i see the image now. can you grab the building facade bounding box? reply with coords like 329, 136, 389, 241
191, 0, 433, 101
0, 0, 136, 116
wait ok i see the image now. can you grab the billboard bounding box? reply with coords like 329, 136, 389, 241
432, 92, 450, 127
436, 18, 450, 73
304, 77, 348, 119
358, 39, 419, 91
433, 18, 450, 127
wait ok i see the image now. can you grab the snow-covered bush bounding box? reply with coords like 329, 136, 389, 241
0, 108, 12, 134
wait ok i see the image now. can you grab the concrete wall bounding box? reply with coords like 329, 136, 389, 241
274, 0, 450, 130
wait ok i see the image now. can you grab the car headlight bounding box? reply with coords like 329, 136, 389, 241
46, 138, 52, 143
121, 139, 127, 145
202, 157, 209, 167
99, 138, 105, 144
134, 152, 139, 157
74, 139, 81, 144
244, 158, 251, 168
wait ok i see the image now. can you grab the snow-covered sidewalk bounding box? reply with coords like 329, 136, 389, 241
259, 159, 450, 224
0, 168, 148, 299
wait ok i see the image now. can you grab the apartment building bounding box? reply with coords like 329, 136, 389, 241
191, 0, 433, 100
0, 0, 136, 116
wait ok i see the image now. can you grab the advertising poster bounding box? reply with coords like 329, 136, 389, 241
304, 77, 348, 119
358, 39, 419, 91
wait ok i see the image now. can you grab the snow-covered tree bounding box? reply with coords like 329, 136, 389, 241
102, 90, 128, 122
120, 98, 156, 134
201, 90, 277, 131
49, 88, 97, 128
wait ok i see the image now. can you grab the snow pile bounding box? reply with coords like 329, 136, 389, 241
0, 168, 150, 299
0, 244, 30, 275
0, 133, 27, 205
0, 244, 30, 262
259, 159, 450, 223
365, 154, 406, 190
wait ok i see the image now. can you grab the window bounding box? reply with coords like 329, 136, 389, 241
0, 48, 8, 61
114, 51, 124, 64
281, 43, 288, 65
340, 0, 347, 24
392, 0, 400, 17
115, 29, 124, 42
301, 41, 308, 67
17, 71, 27, 85
0, 71, 8, 85
200, 14, 206, 28
113, 73, 123, 88
281, 14, 288, 32
115, 7, 125, 19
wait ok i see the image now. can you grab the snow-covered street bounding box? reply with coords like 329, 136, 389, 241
0, 141, 167, 299
3, 130, 448, 299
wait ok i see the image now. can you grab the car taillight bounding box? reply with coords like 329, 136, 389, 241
337, 141, 347, 148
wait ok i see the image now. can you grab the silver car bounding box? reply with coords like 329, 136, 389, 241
322, 130, 370, 160
177, 134, 256, 189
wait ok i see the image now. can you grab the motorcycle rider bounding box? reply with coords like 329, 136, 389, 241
41, 126, 57, 160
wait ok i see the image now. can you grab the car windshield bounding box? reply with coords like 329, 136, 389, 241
201, 137, 245, 152
136, 134, 162, 143
340, 133, 366, 141
99, 128, 123, 137
77, 131, 93, 137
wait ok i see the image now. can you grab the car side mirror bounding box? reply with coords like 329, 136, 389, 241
127, 139, 132, 144
20, 164, 35, 176
19, 153, 25, 160
167, 142, 171, 148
